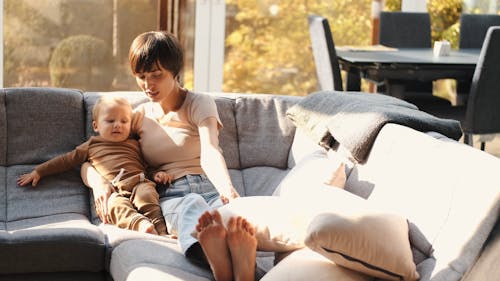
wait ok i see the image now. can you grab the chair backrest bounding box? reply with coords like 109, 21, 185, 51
308, 14, 343, 91
459, 14, 500, 48
463, 26, 500, 135
379, 12, 432, 48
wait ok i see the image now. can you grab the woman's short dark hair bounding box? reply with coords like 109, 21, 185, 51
128, 31, 184, 79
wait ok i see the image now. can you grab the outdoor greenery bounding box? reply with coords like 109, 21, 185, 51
221, 0, 474, 95
223, 0, 372, 95
49, 35, 114, 91
3, 0, 499, 95
3, 0, 156, 89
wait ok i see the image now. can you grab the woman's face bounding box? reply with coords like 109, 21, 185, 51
134, 64, 176, 103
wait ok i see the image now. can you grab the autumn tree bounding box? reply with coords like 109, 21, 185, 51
223, 0, 372, 96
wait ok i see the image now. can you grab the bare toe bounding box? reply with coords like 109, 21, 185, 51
227, 217, 257, 281
198, 210, 233, 281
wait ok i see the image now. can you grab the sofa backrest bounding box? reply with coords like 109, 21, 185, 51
218, 93, 299, 170
0, 87, 91, 224
1, 88, 85, 165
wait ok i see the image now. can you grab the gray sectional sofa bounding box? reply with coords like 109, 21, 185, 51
0, 87, 498, 281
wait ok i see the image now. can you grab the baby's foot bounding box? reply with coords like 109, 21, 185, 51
197, 210, 233, 281
227, 216, 257, 281
138, 220, 158, 235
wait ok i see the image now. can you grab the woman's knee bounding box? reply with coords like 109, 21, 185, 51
182, 193, 208, 208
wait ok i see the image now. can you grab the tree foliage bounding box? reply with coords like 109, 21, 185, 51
3, 0, 156, 89
223, 0, 372, 96
221, 0, 470, 95
49, 35, 114, 91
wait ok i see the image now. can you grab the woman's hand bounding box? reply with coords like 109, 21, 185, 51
81, 162, 115, 223
92, 183, 115, 223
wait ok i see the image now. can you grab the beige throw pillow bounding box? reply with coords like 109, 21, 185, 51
305, 211, 420, 281
261, 248, 372, 281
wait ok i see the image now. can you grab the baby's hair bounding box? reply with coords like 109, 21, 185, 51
92, 96, 132, 121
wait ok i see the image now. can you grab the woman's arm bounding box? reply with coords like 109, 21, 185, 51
81, 162, 115, 223
198, 117, 240, 203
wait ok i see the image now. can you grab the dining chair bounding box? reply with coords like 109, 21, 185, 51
456, 14, 500, 105
307, 14, 343, 91
462, 26, 500, 150
459, 14, 500, 48
379, 11, 431, 48
378, 11, 452, 112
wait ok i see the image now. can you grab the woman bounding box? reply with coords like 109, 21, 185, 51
81, 31, 244, 266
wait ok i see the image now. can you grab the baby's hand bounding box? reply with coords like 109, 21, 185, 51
154, 171, 173, 185
17, 170, 41, 187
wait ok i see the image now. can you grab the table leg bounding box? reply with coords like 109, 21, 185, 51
345, 68, 361, 91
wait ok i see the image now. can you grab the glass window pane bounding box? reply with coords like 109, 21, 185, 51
223, 0, 372, 96
3, 0, 158, 91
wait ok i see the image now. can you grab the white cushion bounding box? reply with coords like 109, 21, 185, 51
261, 248, 371, 281
207, 196, 308, 252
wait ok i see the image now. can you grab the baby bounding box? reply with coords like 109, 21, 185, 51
18, 96, 171, 235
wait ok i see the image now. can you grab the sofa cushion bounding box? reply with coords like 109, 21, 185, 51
110, 239, 213, 281
0, 167, 5, 224
305, 212, 419, 281
241, 166, 289, 196
212, 94, 240, 170
0, 214, 105, 274
2, 165, 104, 274
214, 196, 307, 252
5, 88, 85, 165
347, 123, 500, 280
287, 127, 325, 168
8, 165, 90, 221
228, 169, 245, 197
98, 224, 178, 270
261, 248, 371, 281
235, 94, 298, 169
274, 148, 349, 197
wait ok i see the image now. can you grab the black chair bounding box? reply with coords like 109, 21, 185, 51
378, 11, 453, 113
379, 11, 432, 48
459, 14, 500, 48
308, 14, 343, 91
456, 14, 500, 104
462, 26, 500, 150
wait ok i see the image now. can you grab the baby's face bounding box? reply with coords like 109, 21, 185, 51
93, 104, 132, 142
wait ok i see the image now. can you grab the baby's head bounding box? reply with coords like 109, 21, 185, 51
92, 96, 133, 142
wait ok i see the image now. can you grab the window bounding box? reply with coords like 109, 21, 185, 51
5, 0, 497, 95
194, 0, 372, 96
2, 0, 159, 91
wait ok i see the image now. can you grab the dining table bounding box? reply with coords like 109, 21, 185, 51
335, 47, 481, 93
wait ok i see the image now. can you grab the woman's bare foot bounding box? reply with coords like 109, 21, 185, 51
138, 220, 158, 235
227, 216, 257, 281
196, 211, 233, 281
